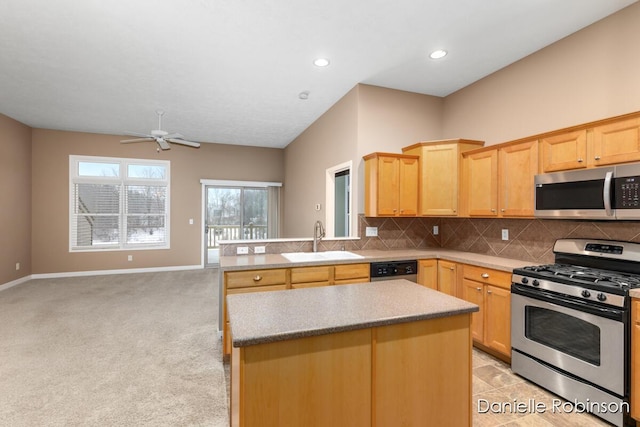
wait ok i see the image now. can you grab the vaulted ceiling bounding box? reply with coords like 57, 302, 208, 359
0, 0, 636, 148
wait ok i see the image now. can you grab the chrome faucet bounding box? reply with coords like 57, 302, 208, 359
313, 220, 325, 252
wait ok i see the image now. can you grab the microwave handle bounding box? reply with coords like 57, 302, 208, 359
604, 171, 613, 216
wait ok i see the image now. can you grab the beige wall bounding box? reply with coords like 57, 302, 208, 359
0, 114, 32, 284
442, 2, 640, 145
283, 84, 443, 237
31, 129, 284, 274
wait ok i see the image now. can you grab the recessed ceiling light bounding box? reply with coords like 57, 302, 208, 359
429, 49, 447, 59
299, 91, 310, 100
313, 58, 330, 67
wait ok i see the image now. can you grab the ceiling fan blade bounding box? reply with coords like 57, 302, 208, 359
167, 138, 201, 148
123, 131, 153, 138
156, 138, 171, 150
121, 137, 153, 143
164, 133, 184, 139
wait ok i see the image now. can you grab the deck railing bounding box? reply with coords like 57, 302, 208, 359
206, 224, 268, 247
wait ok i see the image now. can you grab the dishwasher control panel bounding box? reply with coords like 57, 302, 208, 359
370, 260, 417, 278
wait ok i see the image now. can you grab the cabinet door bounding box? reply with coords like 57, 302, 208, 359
377, 156, 400, 215
484, 285, 511, 356
632, 300, 640, 421
417, 259, 438, 289
421, 144, 459, 215
499, 140, 538, 217
398, 156, 419, 216
461, 279, 484, 342
466, 149, 498, 216
590, 117, 640, 166
540, 130, 587, 172
437, 260, 457, 296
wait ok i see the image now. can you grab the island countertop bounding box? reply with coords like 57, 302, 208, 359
226, 279, 479, 347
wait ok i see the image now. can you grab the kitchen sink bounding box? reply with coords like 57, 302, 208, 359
281, 251, 364, 262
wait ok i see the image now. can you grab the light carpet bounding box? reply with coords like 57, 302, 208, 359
0, 269, 228, 426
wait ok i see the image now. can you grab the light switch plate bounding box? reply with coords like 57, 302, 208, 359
433, 225, 439, 235
366, 226, 378, 237
501, 229, 509, 241
254, 246, 266, 254
237, 246, 249, 255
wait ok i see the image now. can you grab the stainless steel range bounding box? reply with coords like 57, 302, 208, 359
511, 238, 640, 427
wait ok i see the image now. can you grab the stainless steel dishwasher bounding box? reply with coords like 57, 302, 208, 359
370, 260, 418, 282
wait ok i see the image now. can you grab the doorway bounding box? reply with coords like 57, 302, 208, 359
202, 181, 280, 266
325, 161, 353, 238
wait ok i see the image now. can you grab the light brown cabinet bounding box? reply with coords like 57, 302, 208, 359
540, 116, 640, 172
224, 268, 289, 355
223, 263, 371, 356
417, 259, 438, 289
460, 265, 512, 359
437, 259, 458, 296
364, 152, 419, 217
402, 139, 484, 216
632, 299, 640, 421
462, 139, 538, 217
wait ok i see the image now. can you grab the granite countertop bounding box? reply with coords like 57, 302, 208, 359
219, 248, 531, 273
227, 279, 479, 347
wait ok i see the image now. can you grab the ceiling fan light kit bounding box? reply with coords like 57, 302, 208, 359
120, 110, 201, 150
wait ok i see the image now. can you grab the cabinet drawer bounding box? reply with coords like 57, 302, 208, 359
463, 265, 511, 289
291, 266, 331, 284
334, 263, 370, 281
225, 269, 287, 289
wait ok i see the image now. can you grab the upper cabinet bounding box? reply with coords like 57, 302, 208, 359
590, 117, 640, 166
461, 139, 538, 217
540, 116, 640, 173
364, 152, 419, 217
402, 139, 484, 216
540, 131, 587, 172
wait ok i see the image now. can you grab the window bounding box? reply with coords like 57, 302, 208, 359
69, 156, 170, 251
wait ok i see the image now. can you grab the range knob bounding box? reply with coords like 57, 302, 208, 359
521, 277, 529, 284
581, 290, 591, 298
597, 293, 607, 302
532, 279, 540, 287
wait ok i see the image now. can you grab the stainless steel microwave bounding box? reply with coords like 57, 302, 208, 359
534, 163, 640, 219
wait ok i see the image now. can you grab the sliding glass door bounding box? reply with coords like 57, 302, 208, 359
205, 185, 277, 265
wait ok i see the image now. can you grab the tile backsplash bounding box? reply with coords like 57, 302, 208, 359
220, 214, 640, 264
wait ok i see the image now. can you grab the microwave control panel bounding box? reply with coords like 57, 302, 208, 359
615, 176, 640, 208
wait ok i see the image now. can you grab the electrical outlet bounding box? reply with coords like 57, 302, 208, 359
254, 246, 266, 254
15, 262, 20, 271
128, 255, 133, 261
501, 229, 509, 241
237, 246, 249, 255
365, 226, 378, 237
189, 218, 194, 225
433, 225, 439, 235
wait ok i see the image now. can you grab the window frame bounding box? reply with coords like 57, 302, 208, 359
69, 155, 171, 252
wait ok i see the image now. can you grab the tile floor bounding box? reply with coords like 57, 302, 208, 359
472, 349, 611, 426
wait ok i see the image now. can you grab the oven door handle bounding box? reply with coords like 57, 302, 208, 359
511, 283, 626, 321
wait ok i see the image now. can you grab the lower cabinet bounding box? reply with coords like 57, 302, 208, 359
437, 260, 458, 296
223, 263, 371, 357
417, 259, 438, 289
632, 299, 640, 421
460, 264, 512, 359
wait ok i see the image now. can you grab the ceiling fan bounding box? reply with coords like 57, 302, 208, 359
121, 110, 200, 150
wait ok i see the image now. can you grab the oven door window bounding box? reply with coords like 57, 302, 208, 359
524, 306, 600, 366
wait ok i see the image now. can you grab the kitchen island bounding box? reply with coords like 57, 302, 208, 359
227, 279, 479, 427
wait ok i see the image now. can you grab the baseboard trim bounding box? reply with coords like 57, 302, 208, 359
30, 264, 204, 280
0, 275, 33, 292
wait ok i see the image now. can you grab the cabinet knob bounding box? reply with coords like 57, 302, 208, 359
481, 273, 489, 279
453, 209, 456, 213
501, 208, 505, 212
487, 289, 493, 295
450, 267, 455, 271
577, 158, 584, 163
491, 209, 496, 212
393, 209, 397, 212
253, 275, 262, 281
476, 287, 482, 291
595, 156, 601, 161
